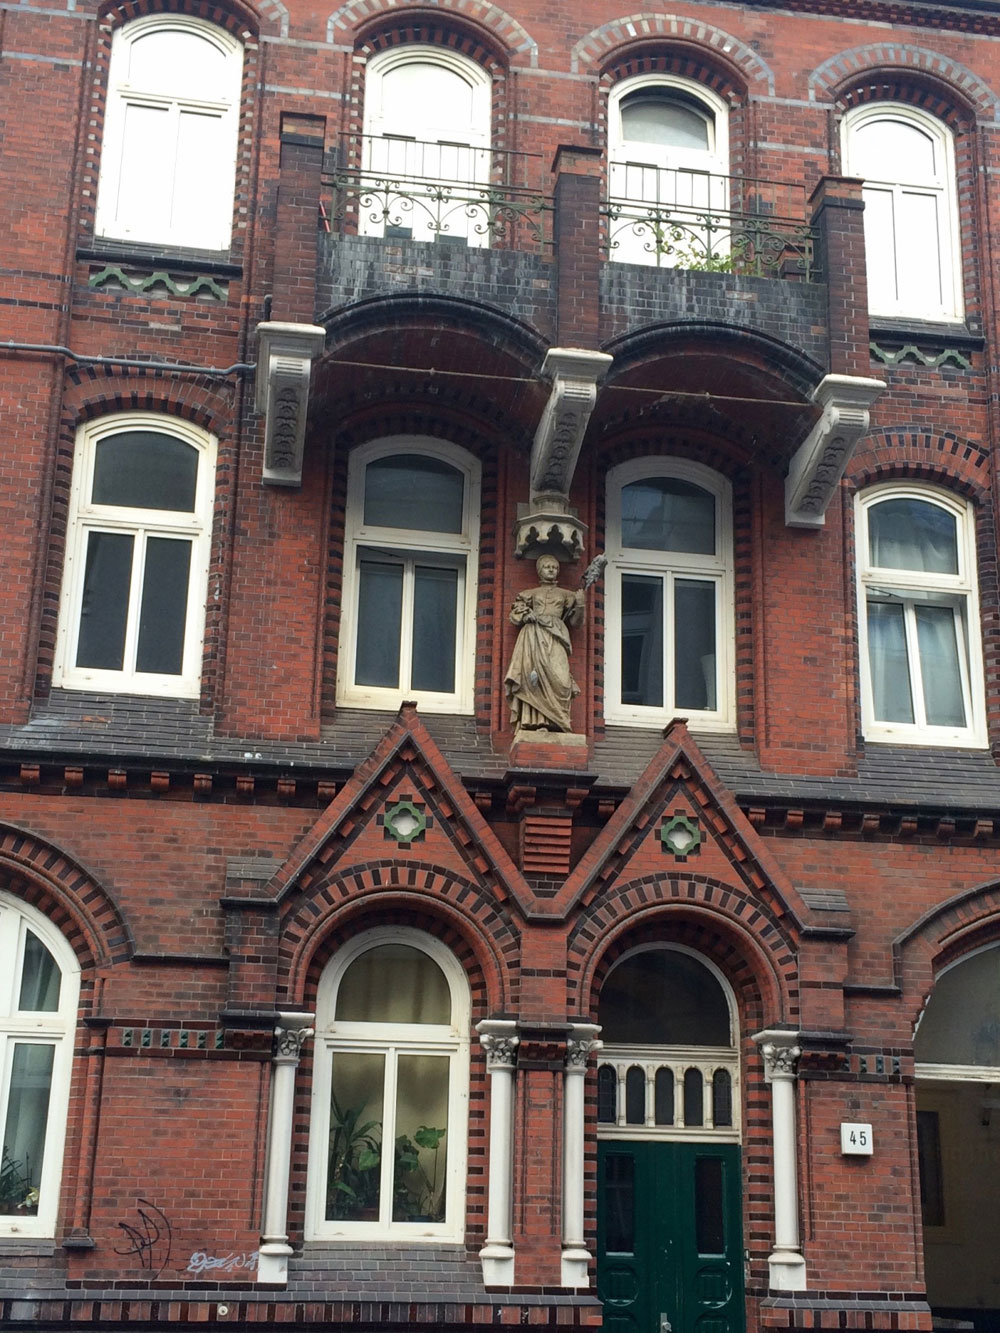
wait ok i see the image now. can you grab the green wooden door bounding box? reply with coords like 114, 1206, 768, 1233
597, 1140, 744, 1333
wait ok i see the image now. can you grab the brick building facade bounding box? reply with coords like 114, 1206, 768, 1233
3, 0, 1000, 1331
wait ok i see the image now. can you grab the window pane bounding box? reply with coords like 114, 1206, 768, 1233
381, 62, 475, 131
917, 1109, 945, 1228
853, 118, 938, 185
621, 96, 710, 151
625, 1066, 645, 1125
712, 1069, 733, 1128
113, 101, 172, 235
336, 945, 451, 1024
127, 26, 229, 96
599, 951, 731, 1046
654, 1067, 674, 1125
868, 499, 958, 574
694, 1156, 725, 1254
135, 538, 191, 675
597, 1065, 617, 1123
916, 604, 966, 728
364, 455, 464, 533
621, 574, 663, 707
76, 531, 133, 670
896, 191, 943, 312
915, 946, 1000, 1067
92, 433, 198, 512
621, 478, 715, 553
411, 565, 458, 693
327, 1052, 385, 1222
355, 559, 403, 688
603, 1152, 635, 1253
173, 108, 229, 242
862, 186, 899, 311
1, 1043, 54, 1216
18, 933, 61, 1012
675, 578, 717, 711
392, 1054, 449, 1222
683, 1068, 704, 1127
867, 601, 914, 723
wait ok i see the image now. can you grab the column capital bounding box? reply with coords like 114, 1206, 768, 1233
477, 1019, 519, 1071
753, 1028, 801, 1082
565, 1022, 601, 1073
273, 1011, 314, 1063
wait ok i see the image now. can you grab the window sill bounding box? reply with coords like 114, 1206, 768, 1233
0, 1236, 58, 1254
868, 316, 983, 347
78, 242, 243, 279
862, 729, 990, 751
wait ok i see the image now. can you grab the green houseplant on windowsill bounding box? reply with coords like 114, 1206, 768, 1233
0, 1147, 38, 1215
327, 1096, 382, 1221
393, 1125, 447, 1222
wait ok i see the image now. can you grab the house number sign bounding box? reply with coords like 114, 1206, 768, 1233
840, 1122, 874, 1155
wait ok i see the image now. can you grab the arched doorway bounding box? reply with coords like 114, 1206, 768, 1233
915, 943, 1000, 1330
595, 945, 744, 1333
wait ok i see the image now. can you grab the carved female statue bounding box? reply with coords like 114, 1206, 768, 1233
505, 554, 585, 734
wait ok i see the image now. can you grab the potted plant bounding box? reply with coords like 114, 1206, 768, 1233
0, 1148, 37, 1216
327, 1094, 382, 1221
393, 1125, 447, 1222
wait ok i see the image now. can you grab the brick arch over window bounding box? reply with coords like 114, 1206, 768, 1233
810, 46, 1000, 124
567, 876, 798, 1025
848, 427, 990, 500
574, 14, 773, 92
327, 0, 537, 65
0, 825, 132, 977
278, 867, 518, 1013
894, 879, 1000, 1040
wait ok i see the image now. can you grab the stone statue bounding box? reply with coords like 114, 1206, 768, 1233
505, 554, 586, 734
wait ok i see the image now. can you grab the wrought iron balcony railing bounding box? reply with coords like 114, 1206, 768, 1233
323, 134, 553, 251
603, 164, 817, 280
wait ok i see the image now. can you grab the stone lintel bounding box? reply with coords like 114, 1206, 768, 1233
785, 374, 885, 528
255, 321, 327, 487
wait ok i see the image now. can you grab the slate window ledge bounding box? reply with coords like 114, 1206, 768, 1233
77, 243, 243, 280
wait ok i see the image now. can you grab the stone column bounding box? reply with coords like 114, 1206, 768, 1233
258, 1012, 314, 1284
753, 1029, 806, 1291
477, 1019, 519, 1285
561, 1023, 601, 1287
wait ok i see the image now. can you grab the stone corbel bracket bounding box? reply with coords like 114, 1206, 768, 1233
514, 347, 613, 561
785, 373, 885, 528
255, 321, 327, 487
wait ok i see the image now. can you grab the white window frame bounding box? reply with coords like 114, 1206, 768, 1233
338, 436, 481, 713
841, 103, 963, 322
54, 413, 217, 699
608, 74, 730, 267
0, 893, 80, 1239
856, 484, 986, 747
361, 45, 492, 246
95, 14, 243, 251
605, 458, 734, 730
305, 927, 471, 1243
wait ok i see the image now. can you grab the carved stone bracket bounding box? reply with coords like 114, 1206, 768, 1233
756, 1029, 802, 1082
785, 373, 885, 528
514, 347, 612, 562
255, 321, 326, 487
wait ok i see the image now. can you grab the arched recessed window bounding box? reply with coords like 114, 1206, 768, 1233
841, 104, 962, 321
0, 894, 79, 1238
306, 928, 470, 1241
95, 16, 243, 251
605, 459, 733, 728
55, 415, 217, 698
360, 47, 492, 246
856, 485, 985, 746
608, 75, 729, 267
596, 945, 739, 1138
339, 438, 481, 712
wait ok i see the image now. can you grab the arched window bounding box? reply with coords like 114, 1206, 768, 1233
595, 945, 739, 1137
306, 929, 471, 1241
856, 485, 985, 746
608, 75, 729, 267
360, 47, 492, 246
95, 15, 243, 251
605, 459, 733, 728
0, 895, 79, 1237
55, 415, 217, 698
841, 104, 962, 321
338, 438, 481, 712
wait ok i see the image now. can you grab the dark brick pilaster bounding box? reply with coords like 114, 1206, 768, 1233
553, 144, 603, 348
810, 174, 869, 377
273, 113, 326, 323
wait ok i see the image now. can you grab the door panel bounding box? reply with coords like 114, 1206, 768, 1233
597, 1141, 743, 1333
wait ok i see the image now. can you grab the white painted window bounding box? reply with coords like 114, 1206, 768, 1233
361, 46, 492, 246
605, 459, 734, 729
338, 438, 480, 713
0, 895, 79, 1238
608, 75, 729, 267
306, 928, 470, 1242
55, 414, 217, 698
842, 105, 963, 321
857, 485, 985, 747
95, 15, 243, 250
